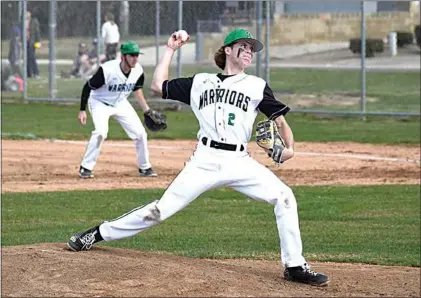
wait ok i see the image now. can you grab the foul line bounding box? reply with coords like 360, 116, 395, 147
295, 152, 419, 164
51, 139, 420, 165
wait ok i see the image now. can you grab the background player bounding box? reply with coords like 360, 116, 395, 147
78, 41, 160, 178
101, 12, 120, 61
68, 29, 329, 287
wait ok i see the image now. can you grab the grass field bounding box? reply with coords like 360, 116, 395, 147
1, 102, 420, 144
2, 185, 419, 266
3, 65, 419, 114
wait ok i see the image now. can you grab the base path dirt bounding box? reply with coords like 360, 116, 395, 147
1, 243, 419, 297
1, 139, 419, 193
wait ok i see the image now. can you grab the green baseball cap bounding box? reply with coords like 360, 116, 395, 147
223, 29, 264, 52
120, 41, 143, 55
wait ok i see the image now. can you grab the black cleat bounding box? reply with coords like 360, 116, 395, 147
79, 166, 94, 179
139, 167, 158, 177
284, 263, 329, 286
67, 227, 98, 252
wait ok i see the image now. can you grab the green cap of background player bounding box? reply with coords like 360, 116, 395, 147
223, 29, 264, 52
120, 41, 143, 55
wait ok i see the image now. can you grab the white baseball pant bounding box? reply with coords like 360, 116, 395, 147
80, 98, 151, 171
99, 142, 307, 267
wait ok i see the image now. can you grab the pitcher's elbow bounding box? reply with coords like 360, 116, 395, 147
151, 81, 162, 95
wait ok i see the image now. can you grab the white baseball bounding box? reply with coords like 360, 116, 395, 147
174, 30, 189, 42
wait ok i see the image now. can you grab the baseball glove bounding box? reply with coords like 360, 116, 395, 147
144, 109, 167, 132
255, 119, 286, 165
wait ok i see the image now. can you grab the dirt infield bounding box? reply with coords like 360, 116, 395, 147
1, 139, 420, 193
1, 139, 420, 297
2, 243, 420, 297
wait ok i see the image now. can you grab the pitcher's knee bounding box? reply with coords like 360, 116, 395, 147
143, 201, 161, 222
281, 187, 297, 208
272, 186, 296, 208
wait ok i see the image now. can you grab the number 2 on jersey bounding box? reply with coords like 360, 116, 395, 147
228, 113, 235, 126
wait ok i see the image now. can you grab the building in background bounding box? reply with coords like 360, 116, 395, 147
224, 1, 413, 16
377, 1, 412, 12
275, 1, 375, 14
277, 1, 414, 14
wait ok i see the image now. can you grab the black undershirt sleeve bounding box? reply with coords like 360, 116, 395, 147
257, 83, 290, 120
133, 73, 145, 91
161, 76, 194, 105
79, 67, 105, 111
80, 83, 91, 111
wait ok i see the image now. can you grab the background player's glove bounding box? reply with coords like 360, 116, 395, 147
144, 109, 167, 132
255, 120, 286, 165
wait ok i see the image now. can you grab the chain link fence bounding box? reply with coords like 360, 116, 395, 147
1, 0, 420, 116
196, 1, 420, 116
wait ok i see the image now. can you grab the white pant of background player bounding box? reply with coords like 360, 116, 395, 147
80, 97, 152, 171
99, 141, 307, 267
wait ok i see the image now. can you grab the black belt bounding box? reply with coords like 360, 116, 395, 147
201, 137, 244, 152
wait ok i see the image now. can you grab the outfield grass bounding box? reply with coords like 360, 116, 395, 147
2, 65, 419, 114
1, 101, 420, 144
2, 185, 419, 266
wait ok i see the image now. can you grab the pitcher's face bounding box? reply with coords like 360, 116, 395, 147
226, 42, 254, 69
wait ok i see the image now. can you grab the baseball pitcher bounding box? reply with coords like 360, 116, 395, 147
78, 41, 166, 178
68, 30, 329, 287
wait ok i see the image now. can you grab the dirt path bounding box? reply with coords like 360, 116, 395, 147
1, 139, 419, 193
2, 140, 420, 297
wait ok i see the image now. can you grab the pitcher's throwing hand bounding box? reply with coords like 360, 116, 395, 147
168, 29, 190, 50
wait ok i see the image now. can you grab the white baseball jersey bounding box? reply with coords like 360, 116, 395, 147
89, 60, 144, 106
162, 72, 290, 145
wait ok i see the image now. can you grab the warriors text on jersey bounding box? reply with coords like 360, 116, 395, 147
80, 59, 145, 110
162, 72, 290, 144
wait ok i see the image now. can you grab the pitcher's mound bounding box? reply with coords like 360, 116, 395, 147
1, 243, 419, 297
